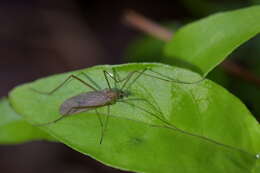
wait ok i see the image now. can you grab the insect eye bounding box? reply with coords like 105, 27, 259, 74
119, 93, 125, 98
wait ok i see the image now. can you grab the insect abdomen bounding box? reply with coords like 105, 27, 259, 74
59, 90, 113, 115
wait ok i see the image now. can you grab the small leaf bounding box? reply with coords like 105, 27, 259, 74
164, 5, 260, 75
8, 63, 260, 173
0, 98, 53, 144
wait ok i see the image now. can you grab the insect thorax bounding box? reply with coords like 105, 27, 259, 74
103, 88, 129, 101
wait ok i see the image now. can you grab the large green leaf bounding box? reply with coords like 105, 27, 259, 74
164, 5, 260, 76
9, 63, 260, 173
0, 98, 52, 144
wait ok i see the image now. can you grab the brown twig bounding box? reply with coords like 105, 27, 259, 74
123, 10, 172, 42
122, 10, 260, 87
221, 60, 260, 86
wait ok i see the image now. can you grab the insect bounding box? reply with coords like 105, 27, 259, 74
32, 68, 153, 143
32, 66, 204, 143
31, 67, 257, 157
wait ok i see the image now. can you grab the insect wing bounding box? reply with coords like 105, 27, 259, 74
60, 91, 111, 115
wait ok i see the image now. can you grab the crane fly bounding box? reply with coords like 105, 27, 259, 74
31, 67, 258, 157
31, 66, 204, 144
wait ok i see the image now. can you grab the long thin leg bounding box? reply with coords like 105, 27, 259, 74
114, 69, 140, 83
108, 68, 200, 86
103, 70, 135, 89
35, 105, 95, 126
104, 69, 134, 83
31, 74, 97, 95
118, 100, 253, 156
99, 106, 111, 144
134, 83, 166, 120
120, 72, 136, 90
141, 69, 205, 84
79, 72, 102, 90
103, 70, 112, 89
62, 105, 110, 144
103, 106, 110, 132
33, 115, 68, 126
112, 68, 118, 88
122, 97, 163, 117
35, 105, 90, 126
104, 68, 146, 90
95, 109, 105, 144
124, 69, 147, 90
119, 100, 172, 127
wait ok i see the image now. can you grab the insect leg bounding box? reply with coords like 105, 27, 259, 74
103, 70, 135, 89
104, 69, 138, 86
112, 68, 119, 88
100, 106, 111, 144
120, 99, 254, 157
104, 68, 146, 90
88, 106, 112, 144
103, 70, 112, 89
95, 109, 105, 144
122, 97, 163, 117
33, 115, 68, 126
119, 99, 172, 127
79, 72, 102, 90
123, 69, 147, 90
31, 74, 97, 95
112, 69, 136, 83
141, 69, 205, 84
35, 105, 90, 126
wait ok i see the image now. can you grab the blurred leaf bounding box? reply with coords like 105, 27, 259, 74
232, 81, 260, 117
164, 6, 260, 76
180, 0, 249, 16
0, 98, 53, 144
207, 67, 230, 87
8, 63, 260, 173
125, 36, 165, 62
251, 0, 260, 5
207, 34, 260, 120
125, 23, 179, 63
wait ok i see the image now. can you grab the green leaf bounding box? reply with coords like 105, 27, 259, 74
180, 0, 249, 17
164, 5, 260, 76
124, 22, 179, 63
125, 36, 166, 62
9, 63, 260, 173
0, 98, 53, 144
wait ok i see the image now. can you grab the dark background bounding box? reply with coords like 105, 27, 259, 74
0, 0, 259, 173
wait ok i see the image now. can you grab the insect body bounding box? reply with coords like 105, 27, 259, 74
32, 68, 146, 143
32, 66, 204, 143
31, 66, 255, 156
60, 88, 128, 115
